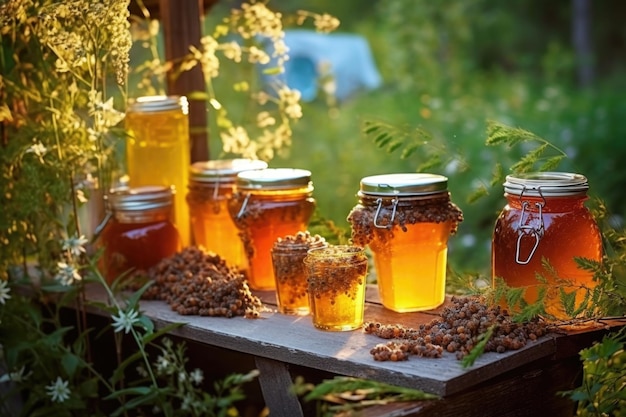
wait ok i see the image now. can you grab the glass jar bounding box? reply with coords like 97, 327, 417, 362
348, 173, 464, 312
271, 231, 327, 315
304, 245, 369, 331
492, 172, 603, 319
228, 168, 316, 290
125, 95, 190, 247
98, 186, 181, 284
186, 159, 267, 272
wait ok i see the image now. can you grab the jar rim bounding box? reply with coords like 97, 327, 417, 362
107, 185, 174, 212
127, 95, 188, 113
359, 173, 448, 196
236, 168, 312, 190
190, 159, 268, 183
504, 172, 589, 197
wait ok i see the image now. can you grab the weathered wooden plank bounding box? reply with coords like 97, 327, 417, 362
83, 284, 557, 397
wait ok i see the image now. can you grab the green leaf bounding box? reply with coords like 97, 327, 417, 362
462, 325, 494, 368
559, 288, 577, 317
538, 155, 565, 171
61, 352, 81, 376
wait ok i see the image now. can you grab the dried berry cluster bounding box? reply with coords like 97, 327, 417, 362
272, 231, 327, 306
142, 246, 263, 318
364, 296, 547, 361
348, 193, 464, 246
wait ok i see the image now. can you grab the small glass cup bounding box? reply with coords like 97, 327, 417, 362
271, 232, 327, 315
304, 245, 368, 331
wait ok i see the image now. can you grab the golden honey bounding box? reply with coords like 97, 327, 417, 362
98, 186, 180, 284
228, 168, 315, 290
271, 232, 327, 315
304, 245, 368, 331
492, 172, 602, 319
125, 95, 190, 246
186, 159, 267, 272
348, 173, 463, 312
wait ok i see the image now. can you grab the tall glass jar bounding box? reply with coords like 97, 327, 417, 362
186, 159, 267, 272
348, 173, 464, 312
98, 186, 180, 284
125, 95, 190, 247
492, 172, 603, 319
228, 168, 316, 290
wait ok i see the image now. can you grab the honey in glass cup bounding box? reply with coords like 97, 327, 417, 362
348, 173, 464, 312
228, 168, 316, 290
271, 231, 327, 315
186, 159, 267, 272
304, 245, 368, 331
492, 172, 603, 319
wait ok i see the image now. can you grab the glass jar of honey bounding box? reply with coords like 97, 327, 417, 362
348, 173, 464, 312
125, 95, 190, 247
492, 172, 603, 319
98, 186, 181, 284
228, 168, 316, 290
186, 159, 267, 272
304, 245, 369, 331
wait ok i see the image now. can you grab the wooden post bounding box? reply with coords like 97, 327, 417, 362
159, 0, 210, 162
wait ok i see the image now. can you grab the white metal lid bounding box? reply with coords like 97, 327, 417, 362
359, 173, 448, 196
189, 159, 268, 183
127, 95, 188, 114
236, 168, 313, 190
504, 172, 589, 197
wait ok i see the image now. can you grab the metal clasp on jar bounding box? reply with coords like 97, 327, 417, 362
236, 192, 252, 219
373, 197, 399, 229
515, 187, 546, 265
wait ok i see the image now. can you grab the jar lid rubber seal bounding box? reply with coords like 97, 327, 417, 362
359, 173, 448, 196
190, 159, 268, 183
504, 172, 589, 197
236, 168, 313, 190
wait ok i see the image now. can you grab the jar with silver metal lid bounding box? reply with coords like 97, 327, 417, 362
492, 172, 602, 319
186, 159, 267, 272
98, 185, 180, 284
347, 173, 464, 312
125, 95, 190, 246
228, 168, 316, 290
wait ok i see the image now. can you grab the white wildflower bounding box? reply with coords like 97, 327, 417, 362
111, 308, 140, 334
55, 262, 82, 286
25, 143, 47, 158
136, 365, 148, 378
62, 235, 88, 257
45, 376, 71, 403
0, 280, 11, 305
178, 371, 186, 383
189, 368, 204, 385
0, 366, 30, 383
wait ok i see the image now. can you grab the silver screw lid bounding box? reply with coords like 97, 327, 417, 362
107, 185, 174, 212
127, 95, 188, 114
189, 159, 268, 184
504, 172, 589, 197
236, 168, 313, 191
359, 173, 448, 196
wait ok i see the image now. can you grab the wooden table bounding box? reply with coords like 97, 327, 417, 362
82, 284, 618, 417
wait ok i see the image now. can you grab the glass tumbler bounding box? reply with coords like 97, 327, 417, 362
304, 245, 368, 331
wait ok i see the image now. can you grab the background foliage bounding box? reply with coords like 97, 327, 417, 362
199, 0, 626, 275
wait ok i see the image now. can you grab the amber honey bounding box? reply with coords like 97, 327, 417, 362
348, 173, 463, 312
98, 186, 180, 284
126, 95, 190, 246
304, 245, 368, 331
186, 159, 267, 272
492, 172, 602, 319
228, 168, 315, 290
